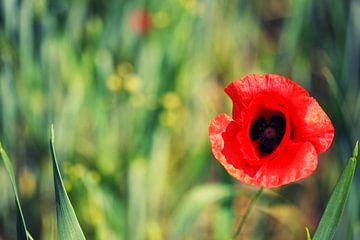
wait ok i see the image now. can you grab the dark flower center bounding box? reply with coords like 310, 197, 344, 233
250, 115, 286, 154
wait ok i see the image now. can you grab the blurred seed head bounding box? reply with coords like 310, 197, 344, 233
34, 0, 46, 17
88, 201, 103, 225
85, 17, 103, 39
63, 179, 72, 192
65, 163, 86, 180
153, 11, 171, 28
160, 110, 178, 128
31, 91, 45, 113
19, 167, 36, 199
89, 171, 101, 184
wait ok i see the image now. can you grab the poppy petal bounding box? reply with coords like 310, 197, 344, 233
254, 141, 318, 187
225, 74, 307, 122
291, 97, 334, 153
209, 114, 259, 185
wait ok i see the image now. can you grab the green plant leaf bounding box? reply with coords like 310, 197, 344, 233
0, 144, 30, 240
313, 141, 359, 240
50, 125, 86, 240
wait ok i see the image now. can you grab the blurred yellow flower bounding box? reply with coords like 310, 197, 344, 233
124, 74, 143, 93
147, 221, 163, 240
162, 92, 181, 110
117, 62, 134, 76
180, 0, 197, 13
106, 74, 122, 92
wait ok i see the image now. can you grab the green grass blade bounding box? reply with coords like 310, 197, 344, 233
0, 144, 30, 240
50, 125, 86, 240
313, 141, 359, 240
26, 231, 34, 240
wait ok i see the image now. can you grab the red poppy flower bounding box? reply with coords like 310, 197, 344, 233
130, 9, 152, 35
209, 74, 334, 188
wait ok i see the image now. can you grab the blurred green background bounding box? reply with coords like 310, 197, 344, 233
0, 0, 359, 239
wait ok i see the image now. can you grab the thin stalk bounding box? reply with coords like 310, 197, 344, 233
233, 187, 264, 239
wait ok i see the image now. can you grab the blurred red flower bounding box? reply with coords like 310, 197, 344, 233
130, 9, 152, 34
209, 74, 334, 188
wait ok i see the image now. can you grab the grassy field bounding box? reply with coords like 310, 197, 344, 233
0, 0, 359, 239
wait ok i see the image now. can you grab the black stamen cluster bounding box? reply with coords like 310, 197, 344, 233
250, 115, 286, 154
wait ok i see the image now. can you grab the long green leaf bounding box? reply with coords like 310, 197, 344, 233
50, 125, 86, 240
0, 143, 30, 240
313, 141, 359, 240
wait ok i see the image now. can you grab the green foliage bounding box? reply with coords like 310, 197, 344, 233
50, 126, 86, 240
0, 144, 30, 240
313, 141, 359, 240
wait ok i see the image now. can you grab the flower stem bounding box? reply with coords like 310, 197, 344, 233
232, 186, 264, 239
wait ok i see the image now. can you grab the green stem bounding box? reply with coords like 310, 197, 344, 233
27, 231, 34, 240
233, 187, 264, 239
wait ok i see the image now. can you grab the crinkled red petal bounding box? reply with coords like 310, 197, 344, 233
254, 141, 318, 187
224, 74, 303, 123
209, 114, 260, 185
290, 97, 334, 153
